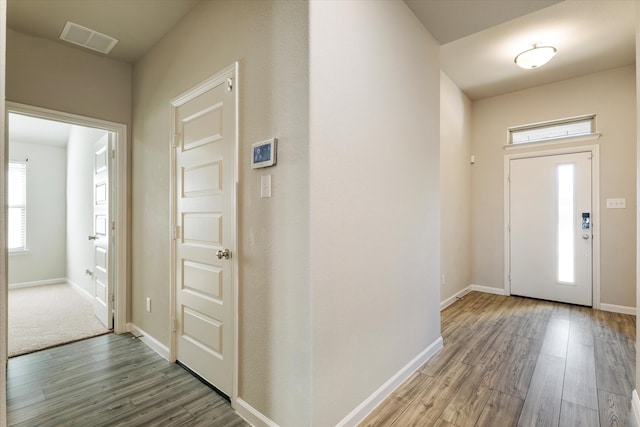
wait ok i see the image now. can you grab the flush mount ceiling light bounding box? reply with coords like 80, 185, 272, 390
514, 43, 557, 69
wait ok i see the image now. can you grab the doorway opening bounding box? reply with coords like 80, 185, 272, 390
5, 102, 128, 356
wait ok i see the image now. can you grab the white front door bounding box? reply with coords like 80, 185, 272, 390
509, 152, 592, 306
92, 134, 113, 328
173, 66, 236, 396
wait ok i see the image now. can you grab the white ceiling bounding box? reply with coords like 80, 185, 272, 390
9, 113, 72, 147
438, 0, 637, 100
6, 0, 637, 100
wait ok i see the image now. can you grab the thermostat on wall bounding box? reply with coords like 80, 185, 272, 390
251, 138, 277, 169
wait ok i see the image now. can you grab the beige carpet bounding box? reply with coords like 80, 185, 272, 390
9, 283, 110, 357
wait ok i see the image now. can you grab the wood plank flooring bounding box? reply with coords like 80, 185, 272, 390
360, 292, 636, 427
7, 333, 249, 426
7, 292, 636, 426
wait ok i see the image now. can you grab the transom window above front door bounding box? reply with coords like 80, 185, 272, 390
509, 115, 595, 145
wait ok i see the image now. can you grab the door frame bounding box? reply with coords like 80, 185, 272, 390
5, 101, 129, 332
503, 143, 600, 308
168, 63, 239, 404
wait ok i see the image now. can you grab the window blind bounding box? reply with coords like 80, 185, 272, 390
8, 162, 26, 251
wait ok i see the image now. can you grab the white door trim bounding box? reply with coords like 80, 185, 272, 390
5, 101, 129, 332
169, 62, 239, 404
504, 144, 600, 308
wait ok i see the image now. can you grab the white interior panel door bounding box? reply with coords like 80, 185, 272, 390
174, 69, 236, 396
510, 152, 592, 306
92, 134, 113, 328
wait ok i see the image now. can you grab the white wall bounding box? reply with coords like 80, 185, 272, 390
1, 0, 8, 419
472, 65, 637, 307
309, 1, 441, 425
67, 126, 108, 296
132, 1, 310, 425
8, 141, 67, 284
440, 72, 472, 303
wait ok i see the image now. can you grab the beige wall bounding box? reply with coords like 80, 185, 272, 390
5, 26, 133, 330
6, 29, 131, 128
472, 65, 637, 307
309, 1, 441, 425
131, 1, 310, 425
633, 3, 640, 408
440, 72, 472, 303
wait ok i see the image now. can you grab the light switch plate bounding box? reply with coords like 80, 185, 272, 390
606, 198, 626, 209
261, 175, 272, 198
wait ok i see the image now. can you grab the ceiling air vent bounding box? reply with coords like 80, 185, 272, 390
59, 21, 118, 55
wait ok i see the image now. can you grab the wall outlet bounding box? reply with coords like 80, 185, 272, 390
146, 297, 151, 313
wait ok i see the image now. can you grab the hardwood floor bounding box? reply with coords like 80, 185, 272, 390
7, 292, 635, 426
7, 333, 249, 426
360, 292, 636, 427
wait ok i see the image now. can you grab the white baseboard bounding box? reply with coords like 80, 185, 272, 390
128, 323, 170, 361
66, 279, 93, 300
632, 390, 640, 426
441, 286, 472, 310
235, 398, 279, 427
600, 303, 636, 316
124, 325, 274, 427
468, 285, 636, 315
470, 284, 506, 296
336, 336, 444, 427
8, 277, 66, 290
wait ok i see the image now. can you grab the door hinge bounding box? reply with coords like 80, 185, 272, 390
226, 77, 233, 92
172, 133, 180, 148
111, 149, 116, 159
172, 226, 180, 240
172, 318, 178, 333
110, 294, 115, 302
111, 221, 116, 231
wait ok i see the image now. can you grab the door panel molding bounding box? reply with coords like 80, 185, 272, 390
92, 134, 113, 328
169, 63, 238, 403
503, 144, 600, 308
5, 101, 128, 332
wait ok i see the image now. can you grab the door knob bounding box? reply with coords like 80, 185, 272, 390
88, 235, 98, 240
582, 234, 590, 240
216, 249, 231, 260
